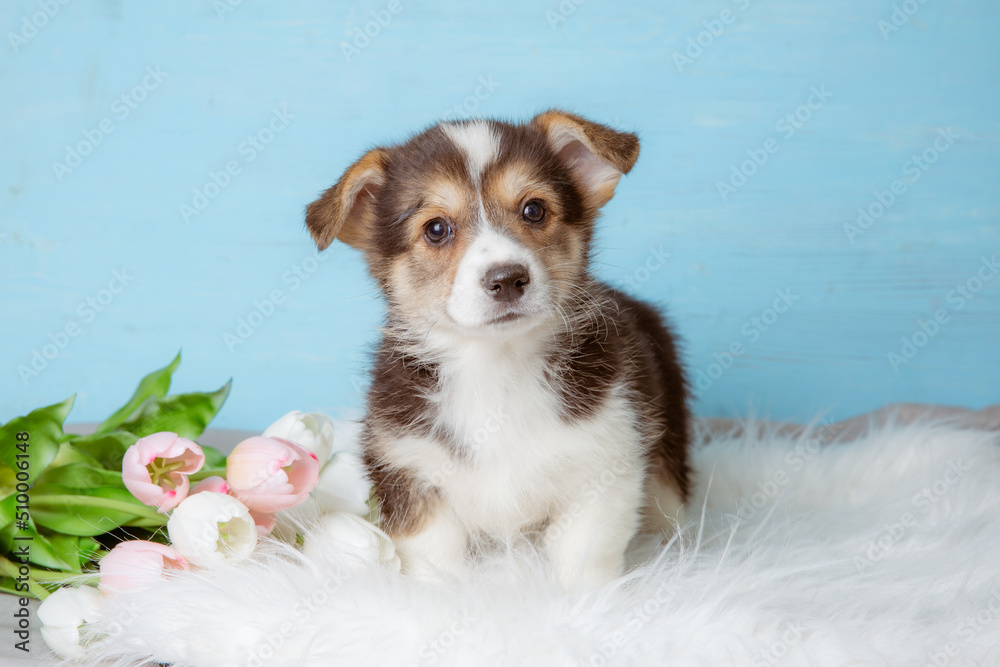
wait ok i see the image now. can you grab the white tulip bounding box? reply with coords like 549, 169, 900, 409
304, 512, 400, 573
167, 492, 258, 567
37, 586, 104, 659
313, 451, 372, 516
262, 410, 335, 465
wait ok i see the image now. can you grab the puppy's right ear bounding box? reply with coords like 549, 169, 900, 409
305, 148, 388, 251
532, 110, 639, 210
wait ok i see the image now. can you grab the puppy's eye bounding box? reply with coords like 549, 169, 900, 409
423, 219, 452, 245
522, 200, 546, 224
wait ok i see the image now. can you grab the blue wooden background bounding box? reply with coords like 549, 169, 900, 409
2, 0, 998, 430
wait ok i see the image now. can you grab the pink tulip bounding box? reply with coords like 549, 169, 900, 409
226, 436, 320, 513
191, 476, 230, 495
122, 432, 205, 513
249, 509, 277, 536
98, 541, 189, 596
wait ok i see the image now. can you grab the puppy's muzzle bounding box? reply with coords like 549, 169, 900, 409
483, 263, 530, 303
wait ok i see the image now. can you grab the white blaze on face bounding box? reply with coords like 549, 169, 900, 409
441, 121, 498, 185
446, 226, 546, 330
441, 120, 548, 331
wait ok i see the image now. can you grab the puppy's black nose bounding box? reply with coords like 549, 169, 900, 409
483, 263, 530, 302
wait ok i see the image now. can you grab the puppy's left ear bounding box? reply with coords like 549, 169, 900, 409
305, 148, 388, 251
532, 110, 639, 208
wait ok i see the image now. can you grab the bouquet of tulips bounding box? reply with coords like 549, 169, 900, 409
0, 354, 400, 660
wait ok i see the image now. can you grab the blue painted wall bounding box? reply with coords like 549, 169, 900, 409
2, 0, 998, 430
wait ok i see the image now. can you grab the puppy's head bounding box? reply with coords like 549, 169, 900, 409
306, 110, 638, 340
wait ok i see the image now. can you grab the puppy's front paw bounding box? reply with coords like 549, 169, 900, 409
397, 544, 468, 584
393, 509, 469, 584
557, 555, 623, 590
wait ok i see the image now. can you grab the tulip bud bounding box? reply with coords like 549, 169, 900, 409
249, 509, 277, 536
167, 492, 258, 567
313, 451, 372, 516
191, 475, 230, 495
262, 410, 336, 465
226, 436, 320, 513
37, 586, 104, 659
98, 541, 189, 596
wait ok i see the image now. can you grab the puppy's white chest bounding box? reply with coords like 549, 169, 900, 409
428, 341, 641, 535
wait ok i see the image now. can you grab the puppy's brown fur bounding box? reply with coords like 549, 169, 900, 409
307, 111, 690, 584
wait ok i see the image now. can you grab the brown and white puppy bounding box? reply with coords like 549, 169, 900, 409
305, 111, 690, 587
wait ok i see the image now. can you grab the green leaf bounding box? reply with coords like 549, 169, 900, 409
0, 395, 76, 491
64, 431, 139, 471
0, 572, 55, 600
0, 356, 235, 589
203, 444, 227, 470
0, 577, 22, 597
0, 494, 16, 531
96, 352, 181, 434
44, 534, 91, 574
0, 523, 75, 572
189, 445, 229, 482
0, 557, 76, 600
0, 467, 13, 502
75, 536, 102, 567
34, 462, 127, 490
118, 379, 232, 440
28, 485, 166, 537
48, 441, 104, 469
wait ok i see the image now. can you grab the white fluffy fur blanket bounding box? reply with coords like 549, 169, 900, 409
81, 414, 1000, 666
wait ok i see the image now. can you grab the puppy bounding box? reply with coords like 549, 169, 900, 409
306, 110, 690, 587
